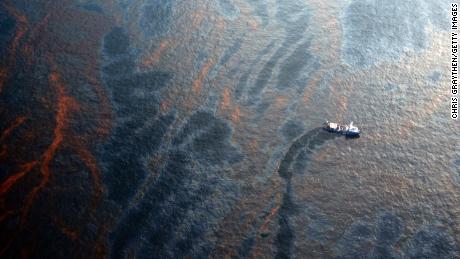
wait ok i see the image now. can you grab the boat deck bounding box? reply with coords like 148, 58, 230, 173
323, 121, 360, 136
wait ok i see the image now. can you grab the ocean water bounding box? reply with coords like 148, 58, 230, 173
0, 0, 458, 258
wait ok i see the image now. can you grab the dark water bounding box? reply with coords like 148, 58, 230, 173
0, 0, 458, 258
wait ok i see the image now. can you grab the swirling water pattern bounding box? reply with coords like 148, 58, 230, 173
0, 0, 458, 258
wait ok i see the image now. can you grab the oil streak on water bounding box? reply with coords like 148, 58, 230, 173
0, 0, 458, 258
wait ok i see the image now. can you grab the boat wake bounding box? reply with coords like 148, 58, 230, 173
275, 127, 340, 258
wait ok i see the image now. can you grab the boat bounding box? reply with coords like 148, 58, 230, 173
323, 121, 360, 137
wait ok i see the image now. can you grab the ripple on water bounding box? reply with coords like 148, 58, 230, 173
341, 0, 449, 68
